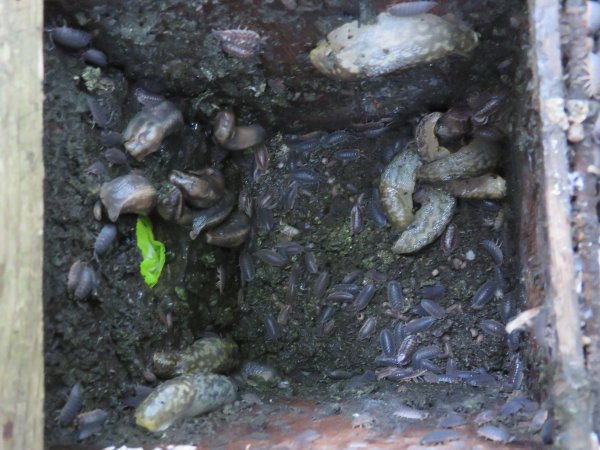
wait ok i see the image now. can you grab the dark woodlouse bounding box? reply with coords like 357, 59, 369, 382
364, 269, 387, 282
350, 203, 363, 235
254, 249, 288, 267
240, 361, 279, 382
50, 26, 91, 49
93, 223, 117, 257
304, 251, 319, 274
320, 130, 353, 148
404, 316, 437, 334
319, 305, 337, 325
312, 271, 330, 299
396, 334, 419, 365
509, 353, 524, 389
256, 207, 275, 232
333, 148, 363, 161
99, 131, 123, 147
342, 270, 362, 283
284, 181, 299, 210
103, 147, 129, 166
85, 95, 110, 129
264, 314, 282, 340
67, 261, 96, 301
323, 319, 336, 335
367, 187, 388, 227
352, 284, 376, 311
379, 329, 395, 357
420, 299, 446, 319
480, 319, 506, 337
286, 263, 302, 303
357, 316, 377, 340
387, 281, 404, 311
393, 322, 405, 345
212, 29, 262, 59
290, 168, 323, 185
332, 283, 360, 294
238, 190, 254, 218
85, 161, 107, 177
239, 251, 255, 282
480, 239, 503, 265
412, 345, 442, 366
420, 430, 460, 445
418, 284, 445, 299
276, 242, 304, 257
277, 304, 292, 325
326, 291, 355, 302
440, 222, 457, 254
82, 49, 107, 67
257, 191, 278, 210
58, 382, 83, 426
470, 278, 499, 309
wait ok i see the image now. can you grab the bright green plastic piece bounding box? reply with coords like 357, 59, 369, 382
136, 216, 165, 288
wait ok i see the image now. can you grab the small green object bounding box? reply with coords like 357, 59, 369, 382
136, 216, 165, 288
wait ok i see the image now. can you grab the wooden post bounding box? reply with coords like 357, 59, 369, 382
528, 0, 592, 448
0, 1, 45, 449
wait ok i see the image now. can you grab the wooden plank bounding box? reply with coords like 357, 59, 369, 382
563, 0, 600, 433
0, 1, 45, 449
528, 1, 592, 448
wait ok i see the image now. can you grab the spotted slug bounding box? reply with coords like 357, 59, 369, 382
310, 12, 478, 80
417, 138, 502, 182
135, 373, 237, 432
392, 186, 456, 254
152, 336, 239, 378
379, 145, 421, 231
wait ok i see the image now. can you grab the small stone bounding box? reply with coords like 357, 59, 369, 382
567, 123, 585, 143
465, 250, 476, 261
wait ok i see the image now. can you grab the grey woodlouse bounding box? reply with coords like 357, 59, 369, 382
379, 329, 395, 357
304, 251, 319, 274
76, 409, 108, 440
412, 345, 442, 366
404, 316, 437, 334
58, 382, 83, 426
420, 299, 446, 319
342, 270, 362, 283
239, 251, 255, 282
286, 263, 302, 303
350, 203, 363, 235
470, 278, 499, 309
480, 319, 506, 337
476, 425, 512, 443
50, 26, 92, 49
82, 49, 107, 67
264, 314, 282, 340
420, 430, 460, 445
396, 334, 419, 365
418, 283, 446, 299
388, 1, 438, 17
352, 284, 376, 311
326, 291, 355, 302
67, 261, 96, 301
253, 249, 288, 267
312, 271, 330, 299
357, 316, 377, 340
103, 148, 129, 166
387, 280, 405, 311
480, 239, 504, 265
319, 130, 353, 148
94, 223, 117, 257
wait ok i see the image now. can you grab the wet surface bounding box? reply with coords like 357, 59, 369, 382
41, 0, 549, 448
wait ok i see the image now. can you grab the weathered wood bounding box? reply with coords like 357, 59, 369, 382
0, 1, 45, 449
528, 0, 592, 448
564, 0, 600, 434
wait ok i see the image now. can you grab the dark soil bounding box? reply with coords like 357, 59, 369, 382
43, 1, 542, 448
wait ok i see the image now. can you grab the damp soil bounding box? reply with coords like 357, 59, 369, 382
43, 1, 543, 449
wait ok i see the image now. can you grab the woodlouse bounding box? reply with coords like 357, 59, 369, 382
103, 148, 129, 166
392, 405, 428, 420
50, 26, 91, 49
476, 425, 512, 443
357, 316, 377, 340
256, 207, 275, 232
387, 280, 404, 311
212, 29, 262, 59
332, 283, 360, 294
420, 430, 460, 445
418, 284, 445, 299
379, 329, 395, 357
312, 271, 330, 299
254, 249, 288, 267
509, 353, 525, 389
480, 319, 506, 337
350, 203, 363, 235
286, 263, 302, 303
134, 87, 165, 107
264, 314, 282, 340
420, 299, 446, 319
440, 222, 457, 253
67, 261, 96, 301
58, 382, 83, 426
319, 305, 337, 325
404, 316, 437, 334
319, 130, 353, 148
290, 168, 323, 185
367, 188, 388, 227
257, 191, 278, 210
276, 242, 305, 257
85, 94, 110, 129
470, 278, 499, 309
333, 148, 363, 161
277, 304, 292, 325
342, 270, 362, 283
93, 223, 117, 257
304, 251, 319, 274
82, 49, 107, 67
437, 412, 467, 428
326, 291, 355, 302
396, 334, 419, 365
352, 284, 376, 311
412, 345, 442, 366
480, 239, 503, 265
254, 144, 270, 171
239, 251, 255, 282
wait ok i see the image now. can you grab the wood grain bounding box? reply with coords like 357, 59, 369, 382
0, 0, 45, 449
